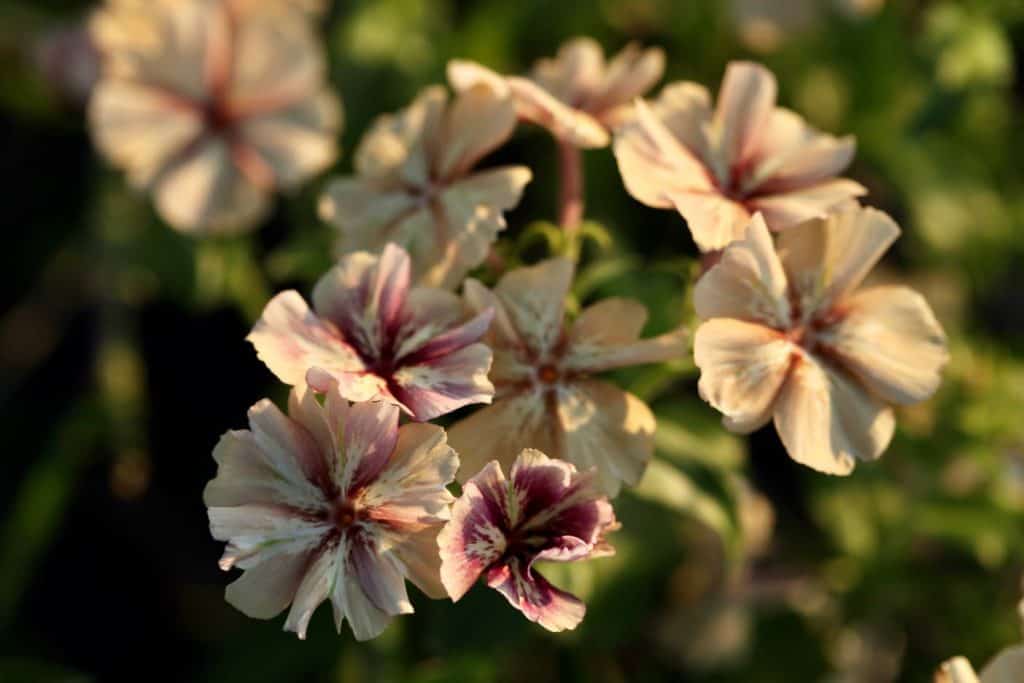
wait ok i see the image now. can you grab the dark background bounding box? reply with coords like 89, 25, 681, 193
2, 0, 1024, 681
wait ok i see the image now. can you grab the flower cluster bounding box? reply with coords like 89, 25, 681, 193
85, 7, 950, 640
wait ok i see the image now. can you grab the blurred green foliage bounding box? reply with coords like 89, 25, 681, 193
1, 0, 1023, 681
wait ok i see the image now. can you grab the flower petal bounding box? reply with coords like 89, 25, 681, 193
711, 61, 777, 170
979, 644, 1024, 683
530, 37, 604, 104
668, 190, 752, 252
564, 297, 688, 373
507, 75, 610, 148
397, 308, 494, 366
362, 422, 458, 529
693, 213, 790, 325
88, 81, 204, 188
436, 84, 517, 180
448, 391, 560, 483
311, 245, 411, 361
391, 342, 495, 421
438, 461, 510, 601
336, 565, 393, 641
749, 108, 857, 193
694, 319, 794, 434
392, 288, 466, 358
154, 138, 270, 234
354, 85, 447, 186
492, 258, 574, 356
247, 395, 333, 498
746, 178, 867, 231
349, 531, 413, 616
936, 657, 981, 683
424, 166, 532, 289
776, 204, 899, 309
510, 448, 613, 545
587, 43, 665, 117
773, 353, 895, 475
391, 526, 448, 599
613, 96, 714, 211
248, 290, 370, 397
821, 285, 949, 405
284, 545, 336, 639
286, 383, 349, 479
447, 59, 510, 97
485, 558, 586, 632
341, 401, 400, 496
223, 549, 311, 620
555, 380, 655, 496
319, 179, 421, 255
239, 90, 341, 188
462, 279, 526, 358
570, 297, 648, 345
210, 505, 330, 571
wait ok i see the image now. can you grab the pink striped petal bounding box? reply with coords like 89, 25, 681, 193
248, 290, 367, 389
391, 342, 494, 422
341, 401, 400, 496
438, 461, 510, 601
485, 558, 586, 632
397, 308, 494, 365
361, 422, 457, 529
349, 531, 414, 616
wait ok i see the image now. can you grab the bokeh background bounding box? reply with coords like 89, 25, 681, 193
2, 0, 1024, 681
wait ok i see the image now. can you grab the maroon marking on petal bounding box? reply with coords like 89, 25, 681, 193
510, 461, 572, 521
343, 402, 400, 495
375, 244, 413, 342
484, 557, 585, 631
396, 307, 494, 366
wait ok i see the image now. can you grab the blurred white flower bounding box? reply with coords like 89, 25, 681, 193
89, 0, 342, 234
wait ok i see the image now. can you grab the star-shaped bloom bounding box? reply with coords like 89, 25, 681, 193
693, 206, 948, 474
205, 384, 458, 640
248, 243, 494, 422
438, 448, 617, 632
447, 37, 665, 149
614, 60, 866, 251
447, 258, 688, 495
320, 84, 531, 289
89, 0, 341, 234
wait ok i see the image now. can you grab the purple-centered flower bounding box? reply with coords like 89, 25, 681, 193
438, 449, 618, 632
248, 242, 495, 421
205, 383, 459, 641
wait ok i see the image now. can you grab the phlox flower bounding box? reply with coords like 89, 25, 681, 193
249, 243, 494, 422
614, 60, 865, 251
204, 384, 458, 640
447, 258, 688, 495
320, 85, 531, 290
89, 0, 341, 234
447, 37, 665, 149
693, 206, 948, 474
438, 448, 617, 632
